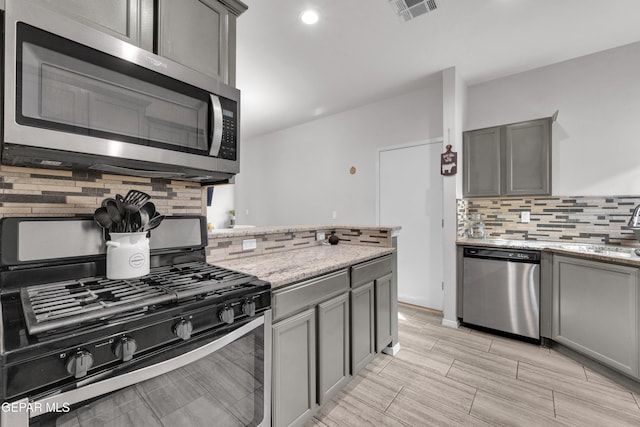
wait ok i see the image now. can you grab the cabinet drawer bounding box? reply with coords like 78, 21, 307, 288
351, 256, 392, 288
273, 270, 349, 322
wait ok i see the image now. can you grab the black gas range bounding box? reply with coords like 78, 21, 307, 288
0, 216, 271, 426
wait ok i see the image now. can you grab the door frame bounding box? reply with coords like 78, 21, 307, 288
376, 137, 445, 310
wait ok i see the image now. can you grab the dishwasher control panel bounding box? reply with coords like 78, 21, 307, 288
463, 247, 541, 263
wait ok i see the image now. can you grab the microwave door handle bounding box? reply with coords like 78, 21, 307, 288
209, 94, 223, 157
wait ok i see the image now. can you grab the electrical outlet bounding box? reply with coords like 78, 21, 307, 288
332, 211, 337, 220
521, 211, 531, 223
316, 232, 325, 241
242, 239, 257, 251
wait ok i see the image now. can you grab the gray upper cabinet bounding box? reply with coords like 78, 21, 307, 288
463, 126, 501, 197
463, 118, 552, 197
158, 0, 244, 86
552, 255, 639, 378
504, 119, 551, 196
36, 0, 154, 51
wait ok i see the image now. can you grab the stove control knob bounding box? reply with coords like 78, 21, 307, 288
174, 319, 193, 341
219, 307, 234, 325
113, 336, 137, 362
242, 300, 256, 317
65, 350, 94, 379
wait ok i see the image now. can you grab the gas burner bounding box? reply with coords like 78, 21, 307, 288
20, 261, 262, 335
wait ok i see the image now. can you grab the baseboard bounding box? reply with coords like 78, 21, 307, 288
382, 343, 401, 356
441, 318, 460, 329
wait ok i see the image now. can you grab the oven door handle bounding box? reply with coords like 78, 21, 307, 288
27, 315, 265, 419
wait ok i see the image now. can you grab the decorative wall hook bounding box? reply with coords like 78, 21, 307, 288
440, 144, 457, 176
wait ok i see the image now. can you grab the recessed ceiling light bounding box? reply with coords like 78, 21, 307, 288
300, 10, 319, 25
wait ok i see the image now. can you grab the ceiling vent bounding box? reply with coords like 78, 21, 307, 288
389, 0, 439, 21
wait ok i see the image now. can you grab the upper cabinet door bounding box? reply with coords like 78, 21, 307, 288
463, 127, 501, 197
158, 0, 234, 85
36, 0, 154, 51
504, 118, 551, 196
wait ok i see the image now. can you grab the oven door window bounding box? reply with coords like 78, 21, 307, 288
17, 23, 212, 155
29, 321, 265, 427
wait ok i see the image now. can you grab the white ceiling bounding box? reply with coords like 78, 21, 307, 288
236, 0, 640, 139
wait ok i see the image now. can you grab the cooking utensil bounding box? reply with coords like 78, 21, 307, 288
142, 214, 165, 232
140, 201, 156, 218
105, 200, 123, 232
123, 190, 151, 208
93, 207, 113, 229
119, 190, 151, 232
134, 202, 155, 232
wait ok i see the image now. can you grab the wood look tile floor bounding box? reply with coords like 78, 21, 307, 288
305, 304, 640, 427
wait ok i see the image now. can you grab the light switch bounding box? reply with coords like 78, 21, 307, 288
521, 211, 531, 223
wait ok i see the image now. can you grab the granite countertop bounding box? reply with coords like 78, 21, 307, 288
457, 237, 640, 267
214, 244, 395, 288
209, 224, 401, 238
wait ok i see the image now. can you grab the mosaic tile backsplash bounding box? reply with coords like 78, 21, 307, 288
0, 165, 205, 218
207, 227, 393, 262
458, 196, 640, 246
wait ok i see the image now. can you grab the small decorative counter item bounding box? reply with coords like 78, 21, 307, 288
228, 210, 236, 228
467, 213, 485, 239
106, 232, 150, 279
328, 232, 340, 245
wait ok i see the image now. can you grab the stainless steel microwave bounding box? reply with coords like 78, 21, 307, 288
2, 0, 240, 183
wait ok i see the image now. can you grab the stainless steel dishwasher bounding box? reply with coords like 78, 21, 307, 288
462, 246, 541, 339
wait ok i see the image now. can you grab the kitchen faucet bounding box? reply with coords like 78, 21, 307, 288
628, 205, 640, 227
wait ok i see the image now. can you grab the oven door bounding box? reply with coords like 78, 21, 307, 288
1, 311, 271, 427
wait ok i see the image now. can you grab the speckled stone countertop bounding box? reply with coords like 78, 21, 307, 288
209, 224, 401, 238
214, 244, 395, 288
457, 238, 640, 267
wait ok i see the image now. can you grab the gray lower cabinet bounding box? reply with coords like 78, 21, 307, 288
272, 308, 316, 427
158, 0, 244, 85
463, 117, 551, 197
350, 282, 375, 374
375, 273, 393, 352
272, 270, 350, 427
552, 255, 639, 377
35, 0, 154, 51
351, 255, 395, 372
317, 293, 350, 405
271, 256, 396, 426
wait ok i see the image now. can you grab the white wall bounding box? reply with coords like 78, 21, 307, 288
235, 78, 444, 226
467, 41, 640, 196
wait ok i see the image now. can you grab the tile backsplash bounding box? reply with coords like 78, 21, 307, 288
0, 165, 205, 218
207, 227, 394, 262
458, 196, 640, 246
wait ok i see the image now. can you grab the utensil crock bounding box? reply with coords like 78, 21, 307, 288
106, 232, 150, 279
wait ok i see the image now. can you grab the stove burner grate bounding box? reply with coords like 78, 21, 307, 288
20, 261, 259, 335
